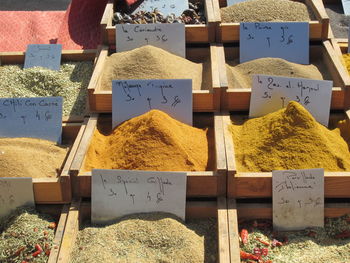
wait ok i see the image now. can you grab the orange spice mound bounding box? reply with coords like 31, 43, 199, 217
83, 110, 210, 172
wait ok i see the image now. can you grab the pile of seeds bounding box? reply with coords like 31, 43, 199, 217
325, 4, 350, 38
0, 62, 93, 116
220, 0, 314, 23
0, 207, 56, 263
239, 215, 350, 262
71, 213, 217, 263
113, 2, 205, 24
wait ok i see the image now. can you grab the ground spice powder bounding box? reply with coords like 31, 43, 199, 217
342, 54, 350, 75
100, 45, 209, 91
0, 138, 68, 178
83, 110, 210, 172
70, 213, 217, 263
231, 101, 350, 172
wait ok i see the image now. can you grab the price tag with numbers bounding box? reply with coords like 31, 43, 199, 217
249, 74, 333, 126
273, 168, 324, 231
91, 169, 187, 224
131, 0, 189, 17
0, 97, 63, 143
240, 22, 309, 64
24, 44, 62, 71
116, 23, 185, 57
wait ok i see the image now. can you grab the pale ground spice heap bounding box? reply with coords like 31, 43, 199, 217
220, 0, 314, 23
226, 58, 326, 89
83, 110, 211, 172
0, 138, 68, 178
70, 213, 217, 263
231, 101, 350, 172
0, 207, 56, 263
0, 62, 93, 116
100, 45, 211, 92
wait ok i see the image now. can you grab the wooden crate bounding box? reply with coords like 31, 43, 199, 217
87, 45, 221, 112
57, 198, 230, 262
214, 0, 329, 42
70, 112, 227, 198
222, 110, 350, 199
227, 198, 350, 262
0, 49, 98, 122
100, 0, 218, 45
218, 40, 350, 111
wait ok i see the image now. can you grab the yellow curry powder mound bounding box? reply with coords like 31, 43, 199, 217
342, 53, 350, 75
230, 101, 350, 172
83, 110, 210, 172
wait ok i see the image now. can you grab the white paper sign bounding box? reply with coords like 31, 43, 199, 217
0, 97, 63, 143
91, 169, 187, 224
273, 168, 324, 231
0, 178, 35, 218
240, 22, 309, 64
342, 0, 350, 15
249, 75, 333, 126
112, 79, 192, 128
116, 23, 185, 57
132, 0, 189, 17
24, 44, 62, 71
227, 0, 247, 6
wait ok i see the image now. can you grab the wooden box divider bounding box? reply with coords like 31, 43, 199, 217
214, 0, 329, 42
217, 40, 350, 111
70, 112, 227, 198
100, 0, 217, 45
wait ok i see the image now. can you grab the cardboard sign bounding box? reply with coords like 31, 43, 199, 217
24, 44, 62, 71
0, 97, 63, 143
249, 75, 333, 126
116, 23, 185, 57
240, 22, 309, 64
342, 0, 350, 15
91, 169, 187, 224
112, 79, 192, 128
273, 168, 324, 231
227, 0, 247, 6
0, 178, 35, 218
132, 0, 189, 17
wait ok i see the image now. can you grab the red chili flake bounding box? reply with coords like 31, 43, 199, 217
13, 246, 26, 256
256, 237, 270, 246
48, 222, 56, 229
35, 244, 43, 252
43, 230, 48, 236
253, 247, 262, 256
261, 248, 269, 256
272, 239, 283, 247
45, 249, 51, 256
240, 229, 249, 244
33, 227, 38, 232
32, 250, 41, 257
240, 250, 260, 261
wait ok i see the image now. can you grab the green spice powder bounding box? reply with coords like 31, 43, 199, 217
0, 62, 93, 116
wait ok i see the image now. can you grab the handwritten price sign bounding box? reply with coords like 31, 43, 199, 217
249, 75, 333, 126
131, 0, 189, 17
240, 22, 309, 64
116, 24, 185, 57
0, 97, 63, 143
24, 44, 62, 71
91, 169, 187, 224
273, 168, 324, 231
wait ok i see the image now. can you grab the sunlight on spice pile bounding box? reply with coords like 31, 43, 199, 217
83, 110, 211, 172
71, 213, 217, 263
100, 45, 211, 91
0, 138, 68, 178
230, 101, 350, 172
342, 54, 350, 75
0, 207, 56, 263
0, 62, 93, 116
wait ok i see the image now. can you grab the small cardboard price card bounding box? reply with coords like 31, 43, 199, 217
132, 0, 189, 17
342, 0, 350, 15
249, 75, 333, 126
0, 178, 35, 218
240, 22, 309, 64
91, 169, 187, 224
116, 23, 185, 57
0, 97, 63, 143
24, 44, 62, 71
273, 168, 324, 231
112, 79, 192, 128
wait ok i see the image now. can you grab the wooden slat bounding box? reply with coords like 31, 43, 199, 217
222, 114, 236, 176
306, 0, 329, 39
217, 197, 230, 263
227, 198, 241, 263
214, 113, 227, 196
100, 0, 114, 44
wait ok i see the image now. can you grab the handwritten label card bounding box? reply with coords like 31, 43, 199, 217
112, 79, 192, 128
116, 24, 185, 57
0, 97, 63, 143
249, 75, 333, 126
24, 44, 62, 71
91, 169, 187, 224
240, 22, 309, 64
132, 0, 189, 17
0, 178, 35, 218
342, 0, 350, 15
273, 168, 324, 231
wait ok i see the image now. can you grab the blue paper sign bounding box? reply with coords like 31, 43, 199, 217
24, 44, 62, 71
132, 0, 189, 17
342, 0, 350, 15
240, 22, 309, 64
226, 0, 247, 6
0, 97, 63, 143
112, 79, 192, 128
